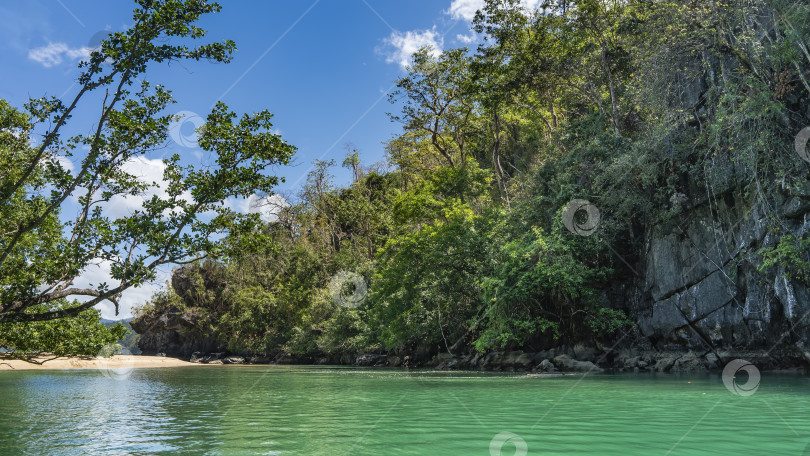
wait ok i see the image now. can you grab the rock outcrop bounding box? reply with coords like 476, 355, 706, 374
130, 263, 226, 357
132, 182, 809, 371
131, 307, 221, 357
630, 187, 810, 361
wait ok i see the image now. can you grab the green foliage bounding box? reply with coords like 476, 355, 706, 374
587, 307, 634, 336
132, 284, 187, 317
473, 222, 616, 353
0, 0, 294, 324
0, 301, 127, 359
219, 286, 288, 354
130, 0, 809, 362
373, 201, 493, 349
759, 234, 810, 282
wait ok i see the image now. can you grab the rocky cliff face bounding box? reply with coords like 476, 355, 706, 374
132, 188, 809, 369
630, 185, 810, 364
615, 24, 810, 368
129, 38, 810, 371
130, 307, 221, 357
130, 265, 225, 357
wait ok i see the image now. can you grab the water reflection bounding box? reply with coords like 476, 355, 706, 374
0, 367, 808, 455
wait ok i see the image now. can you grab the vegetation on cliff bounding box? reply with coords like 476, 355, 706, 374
134, 0, 810, 360
2, 0, 809, 360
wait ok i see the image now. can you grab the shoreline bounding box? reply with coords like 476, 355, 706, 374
2, 351, 807, 375
0, 355, 198, 371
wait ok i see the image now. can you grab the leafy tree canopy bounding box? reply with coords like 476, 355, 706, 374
0, 0, 295, 323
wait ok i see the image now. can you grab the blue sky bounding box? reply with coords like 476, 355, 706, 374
1, 0, 487, 189
0, 0, 496, 318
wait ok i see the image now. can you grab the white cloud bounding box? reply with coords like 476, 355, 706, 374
70, 159, 290, 318
227, 193, 289, 224
446, 0, 543, 21
27, 41, 90, 68
249, 193, 289, 223
522, 0, 543, 13
382, 28, 443, 70
121, 156, 165, 184
103, 156, 176, 219
456, 32, 478, 44
73, 259, 170, 320
49, 154, 75, 174
447, 0, 485, 21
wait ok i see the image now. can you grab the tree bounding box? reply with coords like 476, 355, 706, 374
342, 144, 361, 182
389, 48, 476, 169
0, 0, 295, 323
371, 163, 493, 353
0, 301, 127, 360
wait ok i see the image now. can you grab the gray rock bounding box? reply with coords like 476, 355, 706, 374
705, 352, 719, 365
223, 356, 245, 365
202, 352, 224, 363
553, 355, 603, 373
671, 351, 706, 373
131, 306, 223, 357
248, 355, 271, 364
629, 191, 810, 358
431, 353, 454, 366
355, 354, 384, 366
572, 344, 598, 362
653, 356, 676, 372
782, 197, 810, 218
476, 351, 535, 370
537, 359, 556, 372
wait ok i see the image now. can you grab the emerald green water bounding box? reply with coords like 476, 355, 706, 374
0, 366, 809, 455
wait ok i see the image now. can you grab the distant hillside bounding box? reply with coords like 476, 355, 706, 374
101, 319, 141, 355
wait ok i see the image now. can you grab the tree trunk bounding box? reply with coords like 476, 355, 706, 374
491, 112, 510, 207
601, 44, 621, 135
550, 99, 559, 129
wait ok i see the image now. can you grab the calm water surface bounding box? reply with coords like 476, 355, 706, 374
0, 366, 808, 455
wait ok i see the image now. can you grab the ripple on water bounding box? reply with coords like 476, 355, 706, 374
0, 368, 809, 454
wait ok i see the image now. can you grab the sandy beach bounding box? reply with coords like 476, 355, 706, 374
0, 355, 197, 371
